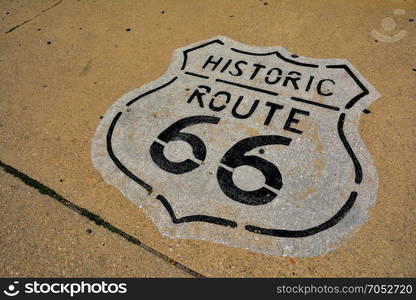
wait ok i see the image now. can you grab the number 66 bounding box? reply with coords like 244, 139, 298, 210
150, 115, 292, 205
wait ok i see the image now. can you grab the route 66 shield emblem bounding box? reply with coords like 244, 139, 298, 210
92, 36, 380, 257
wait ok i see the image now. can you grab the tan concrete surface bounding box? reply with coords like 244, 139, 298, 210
0, 0, 57, 34
0, 169, 191, 277
0, 0, 415, 277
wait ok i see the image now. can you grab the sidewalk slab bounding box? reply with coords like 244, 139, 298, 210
0, 0, 415, 277
0, 168, 191, 277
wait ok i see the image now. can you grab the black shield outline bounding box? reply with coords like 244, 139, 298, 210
105, 37, 373, 238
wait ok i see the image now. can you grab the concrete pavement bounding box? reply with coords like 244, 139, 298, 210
0, 0, 415, 277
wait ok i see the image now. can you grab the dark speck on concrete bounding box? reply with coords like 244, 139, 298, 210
291, 54, 299, 58
37, 28, 41, 31
59, 179, 64, 182
409, 19, 414, 22
5, 12, 10, 15
42, 85, 47, 88
375, 40, 378, 43
100, 116, 103, 119
264, 2, 268, 5
86, 228, 92, 235
363, 109, 371, 114
125, 28, 131, 32
229, 15, 234, 18
47, 41, 52, 44
79, 27, 82, 30
259, 148, 265, 154
161, 10, 165, 14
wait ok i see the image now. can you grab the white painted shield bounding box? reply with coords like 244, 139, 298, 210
92, 36, 380, 257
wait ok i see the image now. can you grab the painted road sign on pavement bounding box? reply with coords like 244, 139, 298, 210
92, 36, 380, 257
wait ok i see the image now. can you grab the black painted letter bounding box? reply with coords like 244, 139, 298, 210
283, 108, 310, 134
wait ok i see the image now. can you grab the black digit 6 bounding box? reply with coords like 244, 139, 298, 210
217, 135, 292, 205
150, 115, 220, 174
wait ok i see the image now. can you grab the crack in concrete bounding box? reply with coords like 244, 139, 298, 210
3, 0, 64, 35
0, 159, 204, 278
